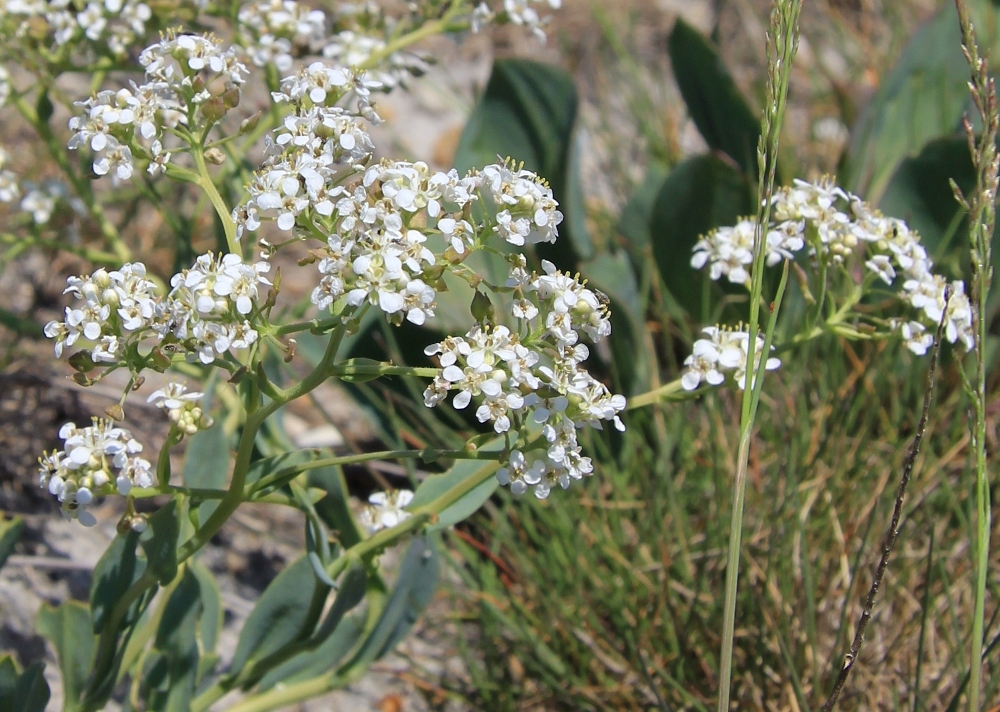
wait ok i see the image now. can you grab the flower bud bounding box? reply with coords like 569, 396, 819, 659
222, 87, 241, 109
239, 111, 262, 135
204, 147, 226, 165
201, 97, 226, 124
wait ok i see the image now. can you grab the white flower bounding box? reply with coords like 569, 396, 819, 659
359, 489, 414, 532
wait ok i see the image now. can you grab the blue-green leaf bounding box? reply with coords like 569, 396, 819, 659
12, 663, 49, 712
90, 531, 144, 633
256, 562, 368, 690
0, 658, 50, 712
229, 556, 326, 673
306, 466, 364, 548
841, 4, 974, 201
36, 601, 95, 710
409, 448, 503, 533
141, 500, 180, 585
190, 561, 222, 654
146, 568, 202, 712
182, 421, 230, 526
344, 536, 441, 667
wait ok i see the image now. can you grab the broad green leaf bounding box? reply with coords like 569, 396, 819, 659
343, 536, 441, 667
879, 135, 1000, 320
182, 421, 229, 489
182, 421, 230, 526
256, 562, 368, 691
0, 517, 23, 570
141, 500, 180, 585
0, 660, 48, 712
0, 656, 19, 708
841, 4, 974, 201
879, 136, 974, 264
259, 615, 365, 691
582, 250, 650, 394
147, 569, 202, 712
668, 18, 760, 177
455, 58, 592, 267
410, 447, 503, 533
617, 163, 671, 254
650, 154, 753, 316
229, 556, 326, 673
90, 531, 144, 633
190, 561, 222, 654
36, 602, 95, 709
12, 663, 49, 712
307, 466, 363, 548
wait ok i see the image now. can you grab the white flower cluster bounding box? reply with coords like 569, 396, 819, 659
44, 252, 271, 366
422, 260, 624, 499
236, 0, 429, 90
309, 159, 483, 325
690, 177, 976, 354
271, 60, 384, 121
0, 0, 153, 56
691, 218, 803, 284
480, 162, 563, 246
491, 0, 563, 42
38, 419, 152, 526
147, 381, 213, 436
237, 0, 328, 71
67, 32, 248, 182
358, 489, 413, 533
681, 325, 781, 391
0, 65, 10, 108
0, 150, 84, 224
234, 104, 375, 237
0, 147, 17, 204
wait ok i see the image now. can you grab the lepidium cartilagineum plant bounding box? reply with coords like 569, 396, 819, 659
0, 1, 631, 710
0, 0, 986, 708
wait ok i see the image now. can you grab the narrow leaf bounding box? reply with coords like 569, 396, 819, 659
256, 562, 368, 691
344, 536, 441, 667
229, 556, 325, 673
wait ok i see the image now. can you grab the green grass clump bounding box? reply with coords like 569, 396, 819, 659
446, 338, 999, 710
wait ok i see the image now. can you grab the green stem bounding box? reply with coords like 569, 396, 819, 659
717, 3, 801, 710
275, 315, 344, 335
330, 362, 440, 379
625, 377, 690, 410
246, 447, 503, 498
193, 143, 238, 254
194, 454, 499, 712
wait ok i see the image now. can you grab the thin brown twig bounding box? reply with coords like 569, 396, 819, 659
820, 286, 952, 711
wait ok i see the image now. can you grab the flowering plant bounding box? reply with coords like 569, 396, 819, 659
0, 0, 994, 709
0, 1, 631, 710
